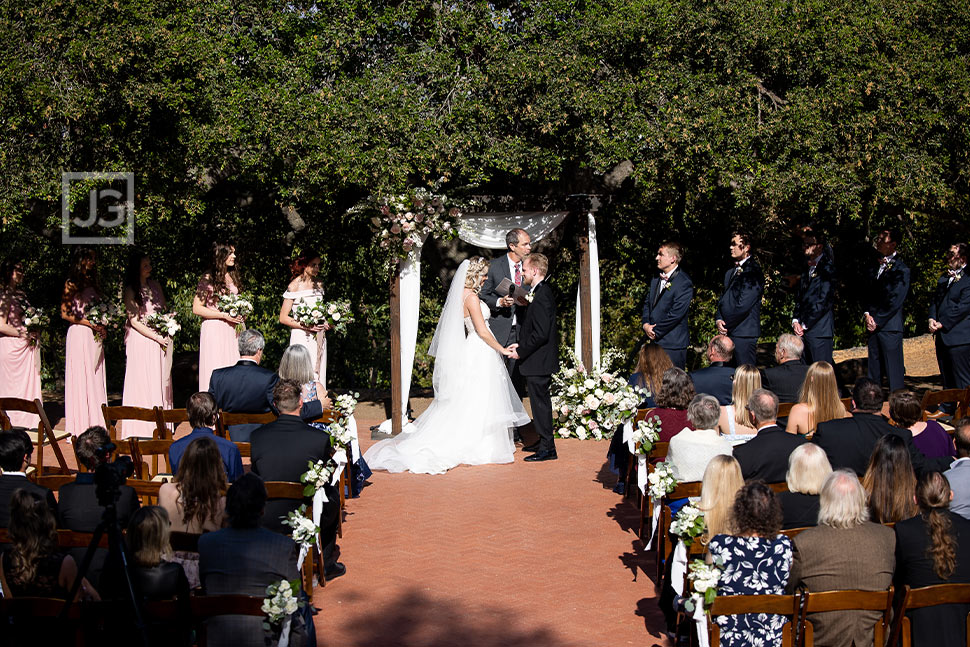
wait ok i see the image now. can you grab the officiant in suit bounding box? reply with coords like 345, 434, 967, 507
716, 231, 764, 367
641, 242, 693, 369
510, 253, 559, 462
863, 228, 910, 391
929, 242, 970, 394
480, 229, 532, 391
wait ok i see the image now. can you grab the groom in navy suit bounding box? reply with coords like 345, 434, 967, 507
641, 241, 693, 369
929, 242, 970, 394
864, 228, 910, 391
509, 253, 559, 462
716, 231, 764, 367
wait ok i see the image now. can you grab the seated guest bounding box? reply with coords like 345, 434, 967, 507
944, 418, 970, 520
666, 394, 733, 482
787, 470, 895, 647
778, 443, 832, 529
628, 343, 672, 409
168, 392, 243, 482
761, 334, 809, 403
209, 329, 326, 441
652, 367, 696, 444
814, 378, 950, 477
0, 489, 98, 600
889, 389, 956, 459
159, 436, 227, 588
733, 389, 807, 483
863, 433, 917, 524
0, 428, 57, 528
708, 482, 793, 647
785, 361, 850, 436
717, 364, 761, 445
697, 455, 744, 543
57, 425, 140, 587
689, 335, 736, 406
251, 379, 344, 581
198, 473, 309, 647
895, 472, 970, 647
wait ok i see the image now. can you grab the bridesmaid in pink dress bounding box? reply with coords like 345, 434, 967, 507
121, 252, 174, 438
193, 242, 243, 392
60, 248, 108, 437
0, 261, 43, 428
278, 252, 330, 385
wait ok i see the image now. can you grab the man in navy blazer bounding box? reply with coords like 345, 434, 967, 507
762, 334, 809, 404
863, 228, 910, 391
929, 243, 970, 395
209, 329, 329, 441
689, 335, 736, 406
716, 231, 764, 367
641, 241, 693, 369
792, 231, 836, 366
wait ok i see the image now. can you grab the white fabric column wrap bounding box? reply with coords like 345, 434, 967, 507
573, 213, 600, 368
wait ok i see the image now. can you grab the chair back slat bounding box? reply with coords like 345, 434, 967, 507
920, 388, 969, 421
128, 438, 174, 480
777, 402, 795, 418
102, 405, 164, 446
0, 397, 70, 476
888, 583, 970, 647
708, 593, 801, 646
780, 526, 813, 539
155, 408, 189, 439
217, 411, 277, 438
309, 409, 338, 424
768, 481, 790, 493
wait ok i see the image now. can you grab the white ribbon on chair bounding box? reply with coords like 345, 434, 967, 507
279, 618, 293, 647
622, 419, 649, 498
643, 504, 662, 551
330, 448, 348, 486
670, 540, 710, 647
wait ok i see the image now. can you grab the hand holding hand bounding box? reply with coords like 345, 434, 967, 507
928, 319, 943, 333
716, 319, 728, 335
792, 321, 804, 336
321, 395, 333, 410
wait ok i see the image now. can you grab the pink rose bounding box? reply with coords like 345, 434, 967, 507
390, 223, 401, 234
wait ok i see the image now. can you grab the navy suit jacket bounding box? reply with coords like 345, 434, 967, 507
641, 267, 693, 350
732, 425, 807, 483
479, 254, 519, 346
689, 363, 735, 406
716, 257, 764, 337
762, 360, 809, 404
929, 271, 970, 346
517, 281, 558, 377
208, 360, 323, 420
865, 255, 910, 333
793, 253, 836, 336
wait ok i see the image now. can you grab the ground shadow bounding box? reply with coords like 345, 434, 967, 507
332, 588, 572, 647
606, 498, 642, 536
635, 597, 671, 646
592, 458, 617, 489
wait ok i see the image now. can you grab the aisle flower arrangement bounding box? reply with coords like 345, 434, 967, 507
551, 349, 642, 440
262, 578, 303, 637
670, 504, 706, 547
301, 458, 338, 496
632, 416, 662, 454
683, 558, 723, 612
144, 312, 181, 338
282, 505, 319, 551
328, 391, 359, 450
647, 460, 678, 500
370, 185, 462, 266
216, 293, 254, 321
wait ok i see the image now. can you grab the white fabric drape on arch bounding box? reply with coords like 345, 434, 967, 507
377, 211, 600, 433
574, 213, 601, 369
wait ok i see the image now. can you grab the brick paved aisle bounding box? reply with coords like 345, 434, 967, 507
313, 424, 668, 647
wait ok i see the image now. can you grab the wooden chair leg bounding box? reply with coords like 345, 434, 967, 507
337, 470, 347, 538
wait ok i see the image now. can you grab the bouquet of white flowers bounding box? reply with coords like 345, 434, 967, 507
281, 505, 319, 550
85, 298, 124, 338
647, 461, 678, 501
670, 504, 706, 547
683, 558, 723, 612
332, 391, 359, 417
632, 416, 662, 455
369, 184, 462, 268
262, 578, 303, 630
216, 293, 254, 320
291, 298, 326, 329
301, 458, 337, 497
144, 312, 181, 338
320, 301, 353, 334
551, 349, 643, 440
20, 304, 49, 345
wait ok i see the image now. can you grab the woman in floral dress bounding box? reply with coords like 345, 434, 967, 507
193, 243, 242, 392
279, 252, 330, 386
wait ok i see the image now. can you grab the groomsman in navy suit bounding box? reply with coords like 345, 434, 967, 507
641, 242, 693, 369
716, 231, 764, 367
929, 242, 970, 393
864, 228, 910, 391
792, 231, 836, 366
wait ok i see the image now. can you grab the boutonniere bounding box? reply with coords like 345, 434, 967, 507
663, 280, 673, 291
525, 292, 535, 303
808, 266, 817, 279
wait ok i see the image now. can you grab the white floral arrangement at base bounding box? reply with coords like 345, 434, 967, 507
551, 348, 643, 440
291, 298, 326, 329
683, 558, 723, 612
144, 312, 181, 338
647, 460, 678, 501
281, 505, 319, 551
216, 293, 254, 320
320, 301, 353, 334
632, 416, 662, 455
670, 504, 706, 547
301, 458, 337, 497
85, 298, 124, 338
262, 578, 303, 632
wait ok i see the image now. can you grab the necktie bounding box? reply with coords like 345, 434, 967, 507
514, 262, 521, 286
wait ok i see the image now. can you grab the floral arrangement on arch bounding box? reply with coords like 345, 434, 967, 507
551, 348, 643, 440
370, 184, 462, 266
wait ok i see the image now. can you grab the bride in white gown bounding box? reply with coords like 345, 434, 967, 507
365, 257, 531, 475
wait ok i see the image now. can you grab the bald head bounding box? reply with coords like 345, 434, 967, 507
747, 388, 779, 425
709, 335, 735, 362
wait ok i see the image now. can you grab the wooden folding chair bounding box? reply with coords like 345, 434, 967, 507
656, 480, 703, 585
128, 438, 175, 481
155, 407, 189, 439
34, 474, 79, 491
801, 587, 894, 647
637, 440, 670, 543
190, 594, 268, 646
888, 583, 970, 647
920, 388, 970, 421
0, 397, 70, 476
707, 593, 802, 646
101, 405, 166, 448
780, 526, 813, 540
841, 396, 853, 411
777, 402, 796, 418
126, 478, 163, 505
264, 481, 321, 591
216, 411, 277, 439
768, 481, 790, 493
0, 597, 86, 647
624, 408, 656, 498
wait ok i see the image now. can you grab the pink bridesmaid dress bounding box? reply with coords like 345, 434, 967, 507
197, 276, 240, 392
0, 291, 43, 428
121, 282, 174, 438
65, 287, 108, 437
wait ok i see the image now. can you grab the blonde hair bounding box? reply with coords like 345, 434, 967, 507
526, 252, 548, 275
128, 506, 173, 567
786, 443, 832, 494
732, 364, 761, 428
698, 455, 744, 541
797, 362, 845, 432
279, 344, 315, 385
464, 257, 489, 289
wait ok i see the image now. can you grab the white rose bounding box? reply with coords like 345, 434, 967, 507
576, 426, 587, 439
568, 385, 577, 396
584, 379, 596, 389
332, 312, 340, 320
594, 388, 604, 398
603, 392, 617, 405
584, 394, 600, 410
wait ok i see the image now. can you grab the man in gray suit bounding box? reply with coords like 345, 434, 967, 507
945, 418, 970, 520
787, 470, 895, 647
